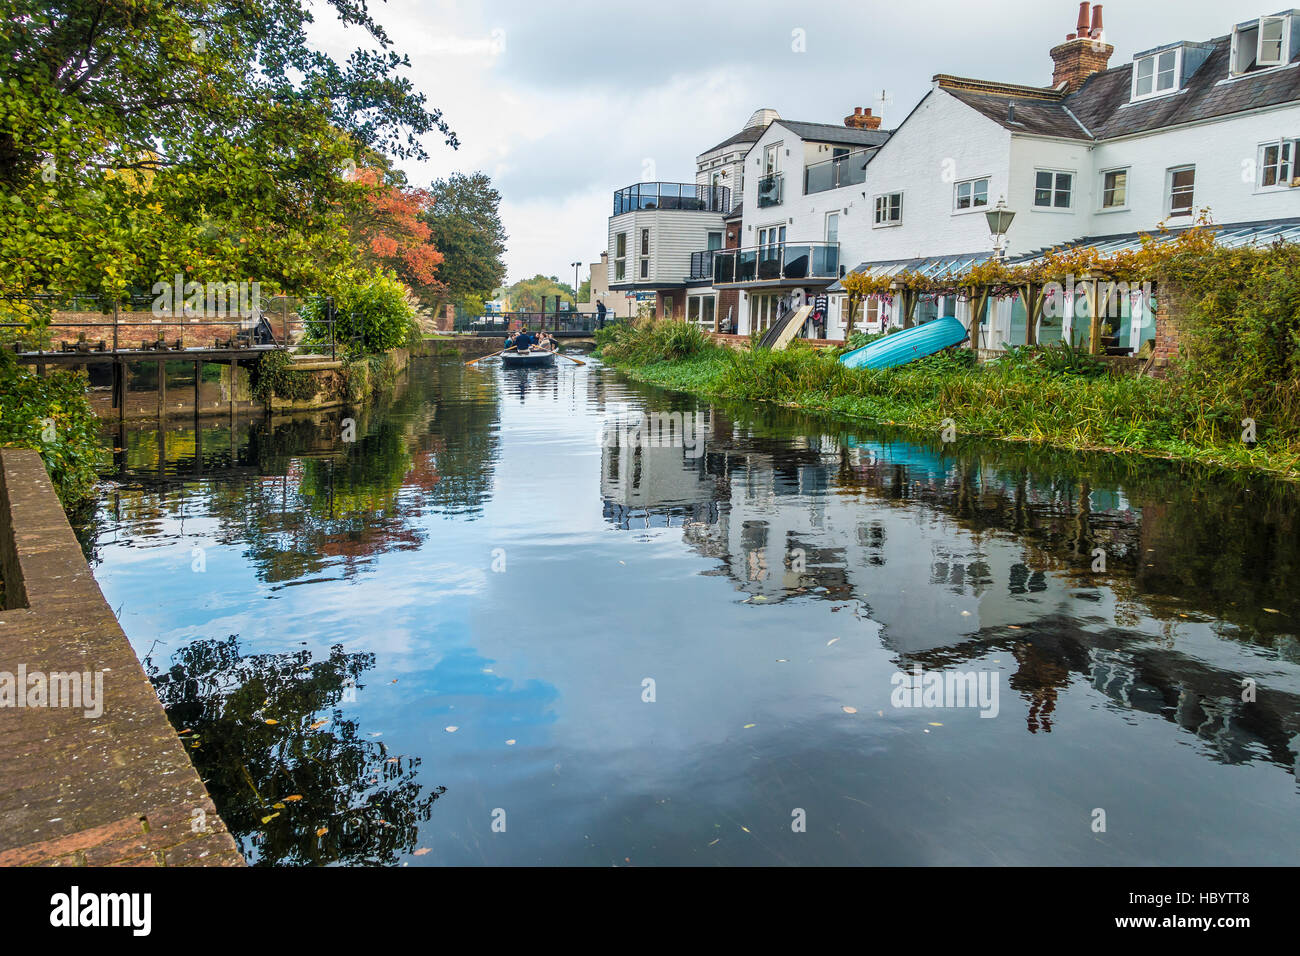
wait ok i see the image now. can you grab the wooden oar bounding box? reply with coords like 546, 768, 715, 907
465, 349, 503, 366
555, 351, 586, 366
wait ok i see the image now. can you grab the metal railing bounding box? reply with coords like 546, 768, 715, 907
713, 242, 840, 285
689, 250, 717, 281
0, 293, 340, 361
453, 311, 630, 336
804, 148, 872, 194
612, 182, 731, 215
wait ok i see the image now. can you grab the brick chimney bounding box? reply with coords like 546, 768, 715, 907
1049, 2, 1113, 93
844, 107, 882, 130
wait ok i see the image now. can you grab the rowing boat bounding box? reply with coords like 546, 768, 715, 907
500, 347, 556, 368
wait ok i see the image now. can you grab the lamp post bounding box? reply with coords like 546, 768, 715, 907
571, 261, 582, 312
985, 196, 1016, 260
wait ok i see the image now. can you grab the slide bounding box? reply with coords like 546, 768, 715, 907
838, 316, 969, 370
758, 305, 814, 351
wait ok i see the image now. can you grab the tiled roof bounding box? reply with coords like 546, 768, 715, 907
1066, 36, 1300, 138
698, 125, 766, 158
828, 251, 995, 292
942, 35, 1300, 142
776, 119, 892, 148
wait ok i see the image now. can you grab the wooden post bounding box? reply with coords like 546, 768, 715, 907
229, 358, 237, 420
1088, 278, 1101, 355
157, 360, 166, 419
193, 361, 200, 413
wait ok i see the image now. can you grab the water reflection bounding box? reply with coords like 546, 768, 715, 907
84, 356, 1300, 865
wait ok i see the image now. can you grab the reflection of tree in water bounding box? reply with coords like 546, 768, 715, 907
147, 636, 445, 866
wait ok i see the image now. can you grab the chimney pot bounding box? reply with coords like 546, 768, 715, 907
1090, 4, 1103, 36
1076, 2, 1090, 36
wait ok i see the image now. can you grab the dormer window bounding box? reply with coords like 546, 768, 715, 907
1133, 47, 1179, 99
1231, 14, 1292, 75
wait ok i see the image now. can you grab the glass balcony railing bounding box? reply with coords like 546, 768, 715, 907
612, 182, 731, 215
713, 242, 839, 285
804, 148, 873, 194
756, 173, 783, 208
689, 250, 717, 281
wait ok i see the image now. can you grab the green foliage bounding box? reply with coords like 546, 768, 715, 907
596, 319, 712, 365
0, 350, 104, 505
504, 274, 575, 313
303, 271, 417, 355
1, 0, 455, 299
252, 350, 315, 404
598, 320, 1300, 478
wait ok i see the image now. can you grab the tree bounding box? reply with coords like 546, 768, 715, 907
0, 0, 457, 298
504, 274, 574, 312
345, 158, 445, 298
422, 172, 507, 309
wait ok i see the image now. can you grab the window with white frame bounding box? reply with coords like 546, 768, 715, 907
1232, 15, 1291, 74
874, 192, 903, 225
1100, 168, 1128, 209
1167, 166, 1195, 216
1133, 48, 1179, 99
639, 228, 650, 279
1033, 170, 1073, 209
615, 232, 627, 280
687, 294, 716, 327
954, 177, 989, 211
1258, 140, 1296, 188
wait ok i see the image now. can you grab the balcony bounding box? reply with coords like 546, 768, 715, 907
756, 173, 783, 208
713, 242, 840, 287
689, 250, 717, 282
804, 148, 872, 195
612, 182, 731, 215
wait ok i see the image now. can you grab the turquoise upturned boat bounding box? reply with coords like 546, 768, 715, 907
838, 316, 969, 370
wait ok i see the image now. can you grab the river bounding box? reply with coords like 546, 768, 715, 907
81, 354, 1300, 865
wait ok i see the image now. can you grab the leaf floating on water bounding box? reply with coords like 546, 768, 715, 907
261, 812, 280, 824
388, 757, 399, 764
413, 848, 431, 856
827, 638, 840, 646
272, 802, 285, 809
740, 826, 750, 833
842, 706, 858, 714
960, 610, 972, 617
743, 723, 756, 729
753, 595, 767, 603
445, 726, 458, 733
775, 659, 788, 663
284, 795, 303, 802
928, 722, 943, 726
264, 719, 278, 725
505, 739, 517, 746
316, 827, 329, 838
309, 720, 328, 730
707, 839, 719, 847
1264, 608, 1280, 614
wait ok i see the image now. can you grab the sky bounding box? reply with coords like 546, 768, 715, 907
307, 0, 1269, 285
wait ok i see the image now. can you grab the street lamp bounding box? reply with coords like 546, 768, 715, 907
985, 196, 1016, 260
571, 261, 582, 310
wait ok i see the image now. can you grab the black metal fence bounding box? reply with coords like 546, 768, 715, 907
453, 311, 629, 336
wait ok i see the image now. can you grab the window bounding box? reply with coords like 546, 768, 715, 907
825, 212, 839, 243
1033, 170, 1073, 209
1259, 16, 1286, 66
764, 144, 780, 175
1259, 140, 1295, 188
1133, 48, 1178, 99
640, 228, 649, 256
874, 192, 903, 225
615, 232, 627, 280
638, 228, 650, 279
706, 231, 723, 251
1233, 16, 1292, 74
687, 294, 717, 328
1100, 168, 1128, 209
1167, 166, 1195, 216
954, 177, 989, 211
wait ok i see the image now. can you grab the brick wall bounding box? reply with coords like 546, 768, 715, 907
40, 310, 302, 350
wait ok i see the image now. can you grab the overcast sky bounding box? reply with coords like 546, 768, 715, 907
308, 0, 1268, 285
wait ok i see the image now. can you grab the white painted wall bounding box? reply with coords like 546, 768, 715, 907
607, 209, 726, 288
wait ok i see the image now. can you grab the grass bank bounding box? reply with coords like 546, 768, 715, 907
595, 321, 1300, 480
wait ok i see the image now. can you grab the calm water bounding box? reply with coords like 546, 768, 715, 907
82, 355, 1300, 866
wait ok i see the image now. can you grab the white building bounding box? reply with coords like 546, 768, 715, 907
697, 3, 1300, 350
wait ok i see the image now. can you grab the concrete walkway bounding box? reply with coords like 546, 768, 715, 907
0, 449, 242, 866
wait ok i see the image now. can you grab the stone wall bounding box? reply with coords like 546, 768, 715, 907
0, 449, 243, 866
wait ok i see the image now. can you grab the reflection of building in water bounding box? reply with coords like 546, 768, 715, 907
597, 409, 1300, 767
599, 410, 724, 529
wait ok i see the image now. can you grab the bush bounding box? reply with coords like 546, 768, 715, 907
251, 350, 315, 403
302, 271, 417, 355
0, 350, 104, 506
595, 319, 713, 365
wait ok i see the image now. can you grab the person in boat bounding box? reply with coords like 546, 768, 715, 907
535, 330, 556, 351
511, 329, 536, 352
